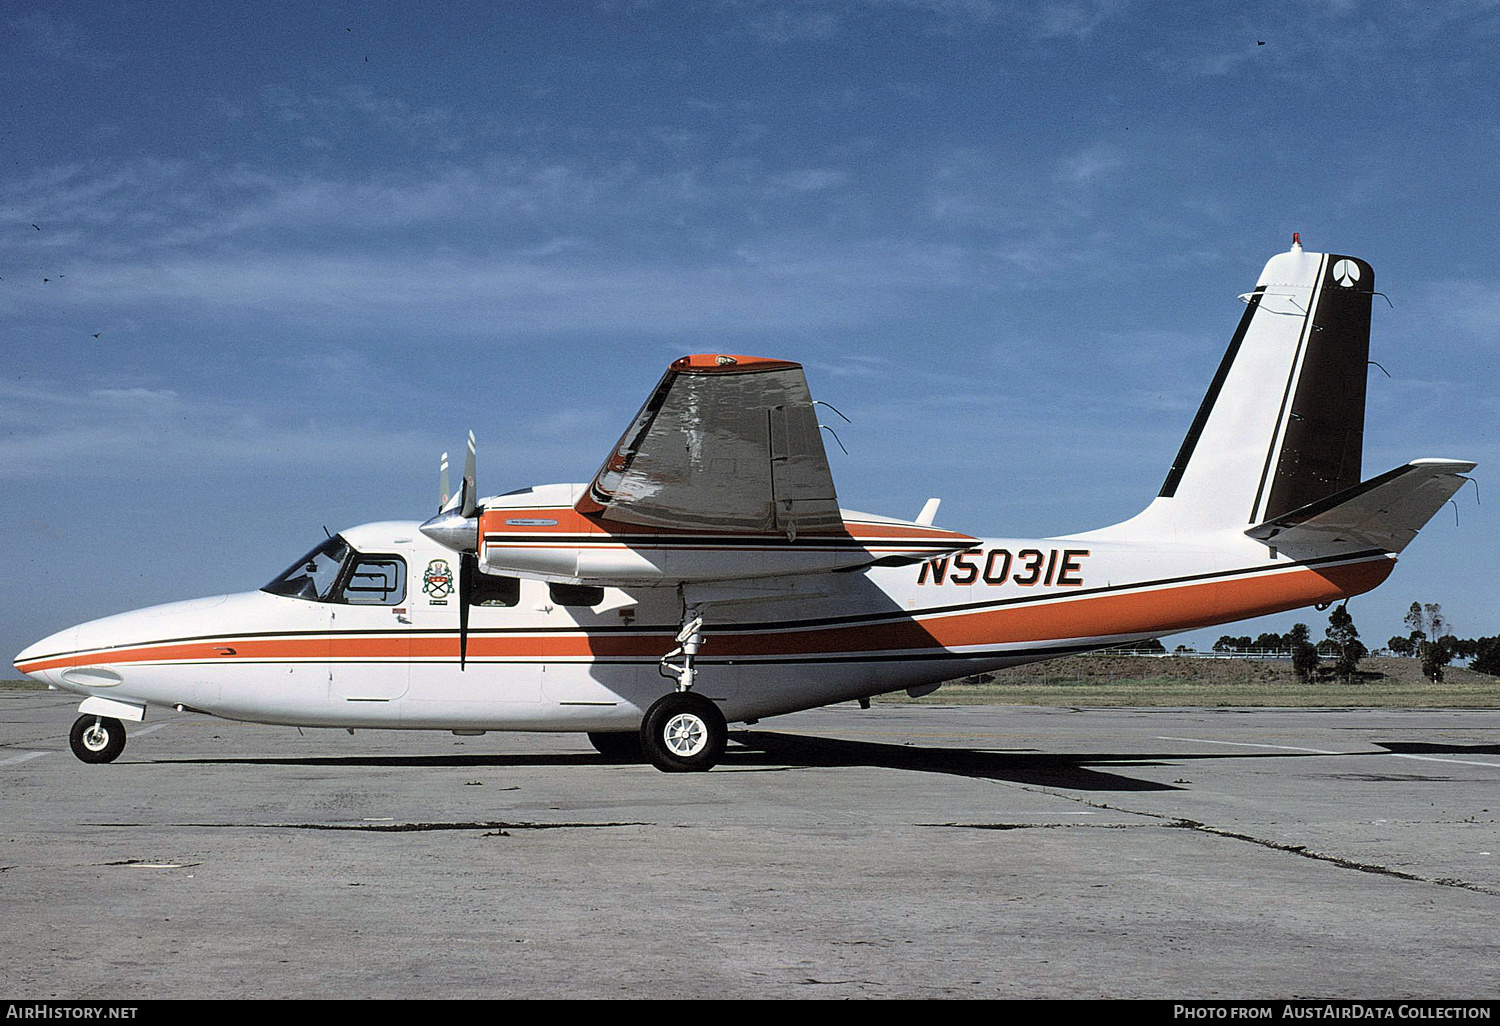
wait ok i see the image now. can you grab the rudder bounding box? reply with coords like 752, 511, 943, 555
1155, 239, 1374, 531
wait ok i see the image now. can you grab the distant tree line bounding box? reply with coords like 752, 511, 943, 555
1109, 638, 1167, 654
1385, 602, 1500, 681
1129, 599, 1499, 686
1211, 632, 1297, 654
1210, 601, 1500, 684
1208, 623, 1330, 680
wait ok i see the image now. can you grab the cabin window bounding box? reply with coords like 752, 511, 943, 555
549, 583, 604, 607
473, 573, 520, 607
336, 557, 407, 605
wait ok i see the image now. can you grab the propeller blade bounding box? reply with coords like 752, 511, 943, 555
459, 430, 476, 519
438, 430, 477, 517
438, 451, 451, 512
458, 551, 476, 670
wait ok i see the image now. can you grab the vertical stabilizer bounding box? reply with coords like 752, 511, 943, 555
1153, 240, 1374, 531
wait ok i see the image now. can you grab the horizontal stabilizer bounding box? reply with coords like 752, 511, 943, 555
1245, 459, 1475, 554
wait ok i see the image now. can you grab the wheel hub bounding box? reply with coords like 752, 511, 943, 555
662, 713, 707, 757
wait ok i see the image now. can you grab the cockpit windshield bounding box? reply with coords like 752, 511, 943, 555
262, 536, 352, 601
262, 535, 409, 605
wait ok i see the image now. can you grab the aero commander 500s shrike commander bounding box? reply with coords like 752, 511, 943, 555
16, 239, 1475, 772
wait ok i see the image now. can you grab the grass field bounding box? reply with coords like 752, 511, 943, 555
6, 655, 1496, 707
883, 654, 1500, 707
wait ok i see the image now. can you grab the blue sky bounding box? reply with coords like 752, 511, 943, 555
4, 1, 1497, 665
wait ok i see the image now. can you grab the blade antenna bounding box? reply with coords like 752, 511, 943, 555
819, 424, 848, 456
813, 400, 851, 424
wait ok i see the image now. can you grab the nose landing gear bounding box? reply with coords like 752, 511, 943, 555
69, 714, 126, 764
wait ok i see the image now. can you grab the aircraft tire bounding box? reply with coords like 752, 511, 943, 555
69, 714, 126, 764
587, 730, 644, 762
640, 692, 726, 773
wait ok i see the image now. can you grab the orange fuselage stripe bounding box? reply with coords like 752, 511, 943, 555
18, 558, 1391, 674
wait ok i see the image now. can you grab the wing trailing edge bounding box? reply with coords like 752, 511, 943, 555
1244, 458, 1475, 555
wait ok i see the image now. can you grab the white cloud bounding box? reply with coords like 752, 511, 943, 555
0, 379, 437, 481
765, 168, 850, 193
1419, 280, 1500, 337
1057, 143, 1125, 189
6, 10, 124, 73
261, 84, 466, 153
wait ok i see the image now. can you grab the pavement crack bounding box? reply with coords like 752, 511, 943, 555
169, 820, 649, 832
1176, 820, 1500, 897
982, 790, 1500, 898
930, 822, 1151, 831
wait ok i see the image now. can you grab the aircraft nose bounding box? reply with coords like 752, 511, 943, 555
14, 625, 80, 683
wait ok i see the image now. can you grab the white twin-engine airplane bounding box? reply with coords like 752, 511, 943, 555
15, 239, 1475, 772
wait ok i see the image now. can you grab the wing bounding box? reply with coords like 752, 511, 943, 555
577, 354, 843, 538
1245, 458, 1475, 555
472, 354, 975, 585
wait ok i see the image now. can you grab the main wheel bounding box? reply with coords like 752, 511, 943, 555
640, 692, 727, 773
587, 730, 643, 762
70, 714, 126, 764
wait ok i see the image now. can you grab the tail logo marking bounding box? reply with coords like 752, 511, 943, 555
1332, 259, 1361, 287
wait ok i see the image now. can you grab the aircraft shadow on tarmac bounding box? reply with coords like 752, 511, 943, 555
728, 730, 1300, 791
146, 729, 1365, 792
1373, 741, 1500, 756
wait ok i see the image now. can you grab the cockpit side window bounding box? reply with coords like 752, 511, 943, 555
336, 557, 407, 605
262, 536, 351, 601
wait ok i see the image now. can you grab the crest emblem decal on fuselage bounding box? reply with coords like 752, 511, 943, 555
422, 558, 455, 604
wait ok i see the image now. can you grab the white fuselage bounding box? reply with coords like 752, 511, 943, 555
14, 507, 1392, 733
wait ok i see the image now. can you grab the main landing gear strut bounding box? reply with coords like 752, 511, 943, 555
642, 604, 727, 773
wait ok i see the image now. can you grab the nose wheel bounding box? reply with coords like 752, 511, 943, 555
70, 714, 126, 764
640, 692, 726, 773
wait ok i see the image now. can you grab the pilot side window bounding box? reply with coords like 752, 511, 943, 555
262, 536, 350, 601
336, 557, 407, 605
